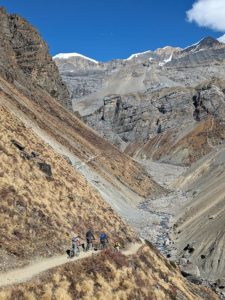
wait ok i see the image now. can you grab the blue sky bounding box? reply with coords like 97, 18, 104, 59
0, 0, 224, 61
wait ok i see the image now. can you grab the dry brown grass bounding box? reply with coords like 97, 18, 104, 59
0, 245, 219, 300
0, 105, 137, 270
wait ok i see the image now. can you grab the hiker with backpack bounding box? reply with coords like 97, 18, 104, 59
72, 235, 81, 256
114, 241, 121, 252
99, 232, 108, 250
79, 236, 86, 252
86, 228, 95, 251
67, 234, 80, 258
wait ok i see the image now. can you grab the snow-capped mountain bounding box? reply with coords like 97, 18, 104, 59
182, 36, 224, 54
53, 53, 99, 64
54, 36, 225, 106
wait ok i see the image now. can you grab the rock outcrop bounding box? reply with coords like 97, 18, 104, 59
0, 7, 71, 109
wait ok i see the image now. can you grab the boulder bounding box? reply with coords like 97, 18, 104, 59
186, 275, 203, 285
31, 151, 39, 158
183, 243, 195, 254
181, 262, 200, 277
20, 151, 32, 160
164, 238, 170, 246
11, 139, 25, 151
216, 278, 225, 289
179, 257, 188, 266
63, 155, 73, 165
38, 162, 52, 177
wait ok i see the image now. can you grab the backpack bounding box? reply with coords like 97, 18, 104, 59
86, 230, 94, 240
100, 233, 107, 241
72, 236, 79, 243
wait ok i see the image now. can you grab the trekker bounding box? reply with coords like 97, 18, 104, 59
99, 232, 108, 250
79, 236, 86, 252
114, 242, 121, 252
71, 235, 80, 257
86, 229, 95, 251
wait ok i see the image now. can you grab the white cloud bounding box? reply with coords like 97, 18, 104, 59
187, 0, 225, 31
218, 34, 225, 43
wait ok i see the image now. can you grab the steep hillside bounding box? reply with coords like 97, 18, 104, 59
1, 87, 220, 299
0, 104, 138, 271
0, 75, 161, 201
170, 146, 225, 281
0, 7, 164, 270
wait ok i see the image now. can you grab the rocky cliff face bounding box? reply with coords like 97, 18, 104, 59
55, 37, 225, 165
0, 7, 71, 109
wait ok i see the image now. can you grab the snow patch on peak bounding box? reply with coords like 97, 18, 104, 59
126, 50, 151, 60
164, 54, 173, 63
183, 39, 204, 51
183, 37, 220, 52
53, 53, 99, 64
218, 34, 225, 43
161, 46, 172, 50
159, 54, 173, 67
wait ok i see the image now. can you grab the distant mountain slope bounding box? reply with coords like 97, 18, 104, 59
55, 37, 225, 165
172, 145, 225, 280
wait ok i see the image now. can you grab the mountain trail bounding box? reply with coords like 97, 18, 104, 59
0, 242, 143, 288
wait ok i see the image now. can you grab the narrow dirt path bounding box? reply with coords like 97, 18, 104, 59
0, 242, 143, 288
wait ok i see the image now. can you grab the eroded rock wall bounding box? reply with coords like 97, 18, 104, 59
0, 7, 71, 109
